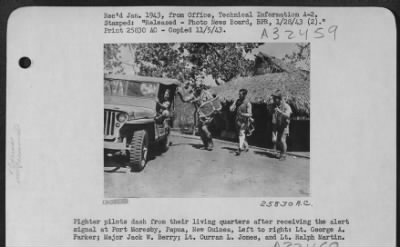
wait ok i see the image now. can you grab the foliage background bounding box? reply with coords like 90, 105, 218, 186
104, 43, 311, 149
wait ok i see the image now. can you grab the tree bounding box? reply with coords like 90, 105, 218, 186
104, 44, 123, 74
104, 43, 261, 85
283, 43, 310, 71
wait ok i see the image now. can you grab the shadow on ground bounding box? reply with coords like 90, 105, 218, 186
220, 146, 281, 159
221, 146, 238, 154
190, 143, 216, 151
254, 150, 278, 159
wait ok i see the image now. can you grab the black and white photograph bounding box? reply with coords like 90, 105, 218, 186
104, 43, 310, 197
5, 6, 396, 247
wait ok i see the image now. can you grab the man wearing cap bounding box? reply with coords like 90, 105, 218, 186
271, 90, 292, 161
230, 89, 253, 156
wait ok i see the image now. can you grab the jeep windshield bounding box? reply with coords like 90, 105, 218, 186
104, 79, 158, 98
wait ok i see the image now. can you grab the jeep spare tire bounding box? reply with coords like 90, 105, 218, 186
129, 130, 149, 171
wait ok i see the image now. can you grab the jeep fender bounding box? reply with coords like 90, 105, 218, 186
122, 119, 156, 144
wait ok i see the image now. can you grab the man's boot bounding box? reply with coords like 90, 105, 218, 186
243, 140, 249, 152
207, 138, 214, 151
200, 134, 208, 150
279, 153, 287, 161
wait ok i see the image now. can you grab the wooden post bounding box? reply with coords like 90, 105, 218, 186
193, 106, 197, 135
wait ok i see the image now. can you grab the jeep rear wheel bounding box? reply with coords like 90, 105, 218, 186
129, 130, 149, 171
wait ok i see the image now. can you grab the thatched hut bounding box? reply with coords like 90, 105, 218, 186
254, 52, 299, 75
210, 71, 310, 151
211, 72, 310, 118
173, 52, 310, 151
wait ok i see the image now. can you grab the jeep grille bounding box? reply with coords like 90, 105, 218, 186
104, 110, 117, 137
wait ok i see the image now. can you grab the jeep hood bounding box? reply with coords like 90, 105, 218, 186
104, 95, 156, 119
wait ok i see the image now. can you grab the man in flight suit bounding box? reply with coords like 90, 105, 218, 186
271, 90, 292, 161
177, 83, 215, 150
230, 89, 253, 156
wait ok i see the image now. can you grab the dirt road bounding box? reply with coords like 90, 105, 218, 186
104, 135, 309, 198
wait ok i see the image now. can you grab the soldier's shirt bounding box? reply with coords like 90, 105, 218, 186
161, 100, 170, 109
235, 99, 251, 118
199, 90, 213, 104
235, 99, 252, 130
272, 102, 292, 131
158, 100, 171, 114
196, 90, 214, 118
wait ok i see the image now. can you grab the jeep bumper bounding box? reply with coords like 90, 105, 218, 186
104, 138, 128, 150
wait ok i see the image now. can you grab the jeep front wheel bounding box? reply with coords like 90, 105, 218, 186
129, 130, 149, 171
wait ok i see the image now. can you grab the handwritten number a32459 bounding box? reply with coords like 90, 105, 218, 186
260, 25, 338, 41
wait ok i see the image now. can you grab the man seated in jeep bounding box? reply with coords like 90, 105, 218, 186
155, 89, 172, 128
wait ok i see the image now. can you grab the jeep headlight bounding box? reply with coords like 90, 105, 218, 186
117, 112, 128, 122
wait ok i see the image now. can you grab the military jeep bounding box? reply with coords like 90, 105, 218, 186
104, 74, 179, 171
